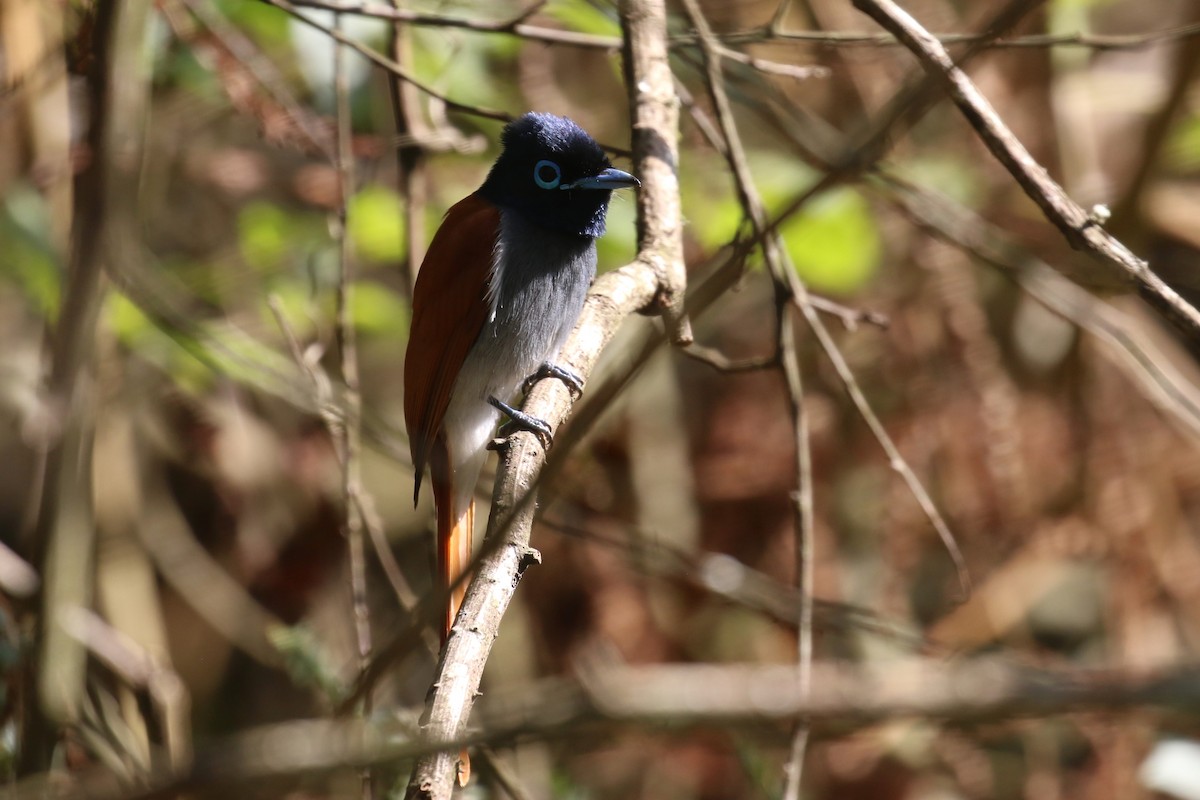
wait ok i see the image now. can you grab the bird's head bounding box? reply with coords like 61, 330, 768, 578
479, 112, 639, 239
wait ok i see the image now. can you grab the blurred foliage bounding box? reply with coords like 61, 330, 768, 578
268, 624, 348, 705
1, 186, 61, 317
4, 0, 1200, 798
779, 187, 881, 294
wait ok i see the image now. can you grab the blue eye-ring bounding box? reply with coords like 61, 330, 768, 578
533, 159, 561, 189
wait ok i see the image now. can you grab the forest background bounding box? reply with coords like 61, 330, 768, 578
3, 0, 1200, 798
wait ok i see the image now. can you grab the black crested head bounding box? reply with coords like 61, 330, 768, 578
479, 112, 638, 239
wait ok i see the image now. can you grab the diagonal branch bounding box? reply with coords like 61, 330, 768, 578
851, 0, 1200, 344
399, 0, 689, 796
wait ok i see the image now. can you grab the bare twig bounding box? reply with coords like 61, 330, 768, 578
851, 0, 1200, 344
682, 343, 778, 373
171, 0, 335, 158
59, 608, 192, 770
24, 659, 1200, 800
285, 0, 621, 49
331, 12, 373, 798
273, 0, 1200, 53
331, 7, 371, 680
679, 21, 1200, 51
267, 299, 427, 631
808, 295, 890, 330
385, 9, 426, 296
876, 173, 1200, 442
780, 302, 814, 800
677, 0, 816, 792
712, 44, 830, 81
539, 515, 930, 647
18, 0, 131, 774
261, 0, 513, 122
799, 290, 973, 597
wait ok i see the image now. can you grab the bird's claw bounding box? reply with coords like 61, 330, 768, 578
488, 396, 554, 450
522, 362, 584, 399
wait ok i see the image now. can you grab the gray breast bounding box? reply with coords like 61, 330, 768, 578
470, 208, 597, 399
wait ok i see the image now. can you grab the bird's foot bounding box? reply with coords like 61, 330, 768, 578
488, 396, 553, 450
521, 361, 584, 399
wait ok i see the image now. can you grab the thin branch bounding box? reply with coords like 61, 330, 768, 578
385, 9, 425, 297
798, 289, 973, 597
780, 301, 814, 800
625, 0, 692, 344
273, 0, 1200, 53
26, 659, 1200, 800
682, 343, 778, 373
18, 0, 127, 774
875, 172, 1200, 442
539, 514, 931, 648
808, 295, 890, 331
59, 608, 192, 770
712, 44, 829, 81
172, 0, 335, 159
284, 0, 621, 49
331, 35, 375, 800
851, 0, 1200, 344
680, 21, 1200, 50
677, 2, 816, 792
261, 0, 513, 122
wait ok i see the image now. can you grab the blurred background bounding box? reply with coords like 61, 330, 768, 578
4, 0, 1200, 797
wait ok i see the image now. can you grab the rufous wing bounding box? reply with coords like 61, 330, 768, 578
403, 192, 499, 502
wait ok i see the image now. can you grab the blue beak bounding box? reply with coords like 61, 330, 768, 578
562, 167, 640, 191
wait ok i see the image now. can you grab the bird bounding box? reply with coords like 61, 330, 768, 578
404, 112, 639, 649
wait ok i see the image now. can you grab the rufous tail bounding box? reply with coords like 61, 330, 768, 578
437, 495, 474, 641
431, 460, 473, 787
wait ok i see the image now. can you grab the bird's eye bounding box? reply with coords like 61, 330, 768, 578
533, 160, 561, 189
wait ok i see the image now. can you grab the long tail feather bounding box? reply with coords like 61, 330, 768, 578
438, 496, 474, 640
430, 440, 473, 786
430, 438, 474, 641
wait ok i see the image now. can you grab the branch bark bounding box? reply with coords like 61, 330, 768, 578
400, 0, 689, 796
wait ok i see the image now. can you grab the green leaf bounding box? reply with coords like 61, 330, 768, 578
1051, 0, 1117, 9
264, 282, 322, 342
545, 0, 621, 37
215, 0, 290, 48
596, 192, 638, 272
107, 292, 152, 343
411, 26, 518, 109
778, 187, 881, 295
107, 293, 214, 393
348, 186, 407, 264
1, 186, 62, 316
351, 281, 410, 336
238, 202, 293, 272
1166, 114, 1200, 172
